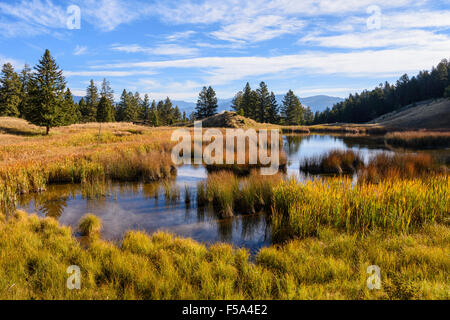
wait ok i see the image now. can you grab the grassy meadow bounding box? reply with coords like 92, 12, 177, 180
0, 117, 449, 300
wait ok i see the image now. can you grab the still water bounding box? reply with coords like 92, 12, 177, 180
18, 134, 445, 253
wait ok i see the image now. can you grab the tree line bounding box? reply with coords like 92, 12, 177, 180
0, 50, 187, 134
313, 59, 450, 124
194, 82, 314, 125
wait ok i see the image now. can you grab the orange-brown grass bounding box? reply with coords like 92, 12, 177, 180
0, 119, 177, 210
385, 131, 450, 149
358, 153, 443, 183
301, 150, 364, 174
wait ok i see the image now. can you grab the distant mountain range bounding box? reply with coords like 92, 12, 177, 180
73, 95, 344, 115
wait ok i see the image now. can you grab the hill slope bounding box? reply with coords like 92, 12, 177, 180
370, 99, 450, 130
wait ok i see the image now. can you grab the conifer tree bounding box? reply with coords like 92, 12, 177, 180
83, 79, 99, 122
256, 82, 270, 123
140, 94, 150, 121
266, 92, 279, 124
195, 86, 218, 119
60, 88, 80, 125
96, 96, 113, 122
18, 64, 33, 118
282, 90, 304, 125
0, 63, 22, 117
100, 78, 114, 104
26, 49, 67, 134
240, 83, 258, 120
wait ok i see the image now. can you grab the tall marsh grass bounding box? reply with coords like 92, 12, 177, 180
271, 175, 449, 242
300, 150, 364, 174
197, 171, 283, 217
385, 131, 450, 149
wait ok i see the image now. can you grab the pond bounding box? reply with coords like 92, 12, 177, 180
18, 134, 448, 253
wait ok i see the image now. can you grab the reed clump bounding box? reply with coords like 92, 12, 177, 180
300, 150, 364, 174
271, 175, 449, 242
198, 171, 283, 217
385, 131, 450, 149
358, 153, 442, 183
78, 214, 102, 237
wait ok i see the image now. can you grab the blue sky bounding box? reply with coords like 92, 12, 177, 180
0, 0, 449, 102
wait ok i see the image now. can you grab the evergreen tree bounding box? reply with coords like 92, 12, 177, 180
240, 83, 259, 120
18, 64, 33, 118
140, 94, 150, 121
173, 106, 182, 123
195, 86, 218, 119
0, 63, 22, 117
444, 85, 450, 99
60, 88, 80, 125
256, 82, 270, 123
83, 79, 99, 122
100, 78, 114, 104
231, 91, 243, 114
96, 96, 113, 122
26, 50, 68, 134
282, 90, 304, 125
116, 90, 138, 122
266, 92, 279, 124
148, 100, 159, 126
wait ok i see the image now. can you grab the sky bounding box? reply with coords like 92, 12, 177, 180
0, 0, 449, 102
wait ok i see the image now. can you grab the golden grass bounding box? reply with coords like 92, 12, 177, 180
0, 119, 177, 210
271, 175, 449, 242
300, 150, 364, 174
78, 214, 102, 237
358, 153, 444, 183
385, 131, 450, 148
0, 210, 448, 300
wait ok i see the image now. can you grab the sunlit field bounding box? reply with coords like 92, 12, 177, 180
0, 118, 449, 300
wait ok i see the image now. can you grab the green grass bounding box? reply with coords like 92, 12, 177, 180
271, 175, 449, 242
78, 214, 102, 237
0, 210, 448, 299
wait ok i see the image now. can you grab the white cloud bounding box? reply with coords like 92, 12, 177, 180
65, 70, 157, 77
93, 45, 450, 85
211, 15, 305, 43
299, 29, 450, 49
111, 44, 199, 56
73, 45, 88, 56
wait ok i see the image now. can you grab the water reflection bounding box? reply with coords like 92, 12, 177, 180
18, 134, 447, 253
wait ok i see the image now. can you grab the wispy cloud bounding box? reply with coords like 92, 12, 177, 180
111, 44, 199, 56
73, 45, 88, 56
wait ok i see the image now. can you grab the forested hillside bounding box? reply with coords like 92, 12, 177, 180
314, 59, 450, 124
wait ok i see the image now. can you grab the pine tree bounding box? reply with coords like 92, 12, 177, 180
266, 92, 279, 124
282, 90, 304, 125
96, 96, 113, 122
18, 64, 33, 118
83, 79, 98, 122
140, 94, 150, 121
60, 88, 80, 125
148, 100, 159, 126
161, 97, 173, 124
173, 105, 182, 123
256, 82, 270, 123
241, 83, 258, 120
195, 86, 218, 119
231, 91, 243, 114
100, 78, 114, 104
26, 49, 67, 134
0, 63, 22, 117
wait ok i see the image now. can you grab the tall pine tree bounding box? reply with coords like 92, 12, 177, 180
26, 50, 67, 134
83, 79, 99, 122
281, 90, 304, 125
0, 63, 22, 117
195, 86, 218, 119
